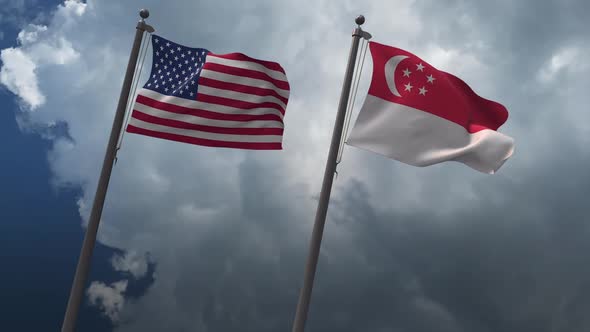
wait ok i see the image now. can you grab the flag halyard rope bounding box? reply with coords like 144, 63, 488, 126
115, 32, 152, 164
335, 37, 369, 178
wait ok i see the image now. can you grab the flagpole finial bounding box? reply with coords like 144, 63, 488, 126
139, 9, 149, 20
355, 15, 365, 26
137, 9, 155, 33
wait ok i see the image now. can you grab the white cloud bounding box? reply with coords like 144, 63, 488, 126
62, 0, 86, 17
17, 25, 48, 44
537, 46, 580, 83
0, 0, 84, 110
87, 280, 128, 322
111, 251, 149, 279
0, 47, 44, 108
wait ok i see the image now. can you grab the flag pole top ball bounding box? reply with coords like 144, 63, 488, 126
355, 15, 365, 26
139, 9, 149, 19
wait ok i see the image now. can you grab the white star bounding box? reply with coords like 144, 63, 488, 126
164, 53, 168, 58
164, 87, 169, 92
159, 46, 164, 51
154, 63, 159, 68
177, 46, 181, 51
185, 85, 189, 90
155, 51, 159, 56
404, 83, 413, 91
178, 63, 182, 68
190, 92, 194, 96
175, 74, 180, 79
154, 38, 159, 43
426, 74, 435, 84
191, 57, 195, 61
159, 58, 164, 63
172, 84, 176, 88
181, 53, 185, 58
182, 70, 186, 75
191, 80, 195, 85
416, 63, 425, 71
165, 42, 170, 47
155, 84, 159, 88
172, 68, 176, 72
419, 86, 428, 95
403, 68, 411, 77
174, 56, 179, 61
152, 74, 156, 78
170, 49, 175, 54
147, 83, 151, 87
185, 60, 189, 64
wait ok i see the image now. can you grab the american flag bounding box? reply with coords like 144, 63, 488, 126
127, 35, 290, 150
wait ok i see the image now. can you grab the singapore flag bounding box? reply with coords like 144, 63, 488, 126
347, 42, 515, 174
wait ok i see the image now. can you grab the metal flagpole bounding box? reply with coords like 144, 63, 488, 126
291, 15, 370, 332
60, 9, 155, 332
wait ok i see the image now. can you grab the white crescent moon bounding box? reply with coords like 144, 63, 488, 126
385, 55, 408, 97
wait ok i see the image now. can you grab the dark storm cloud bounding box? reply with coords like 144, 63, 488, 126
411, 0, 590, 123
304, 137, 590, 332
119, 137, 590, 332
113, 155, 309, 332
412, 0, 589, 61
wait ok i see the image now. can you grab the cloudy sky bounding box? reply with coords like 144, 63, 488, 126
1, 0, 589, 331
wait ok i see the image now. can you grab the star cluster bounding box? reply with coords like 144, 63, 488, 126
400, 61, 436, 97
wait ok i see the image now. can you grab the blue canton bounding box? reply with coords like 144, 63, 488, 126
144, 35, 209, 100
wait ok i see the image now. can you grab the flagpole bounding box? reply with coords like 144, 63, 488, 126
60, 10, 154, 332
291, 15, 368, 332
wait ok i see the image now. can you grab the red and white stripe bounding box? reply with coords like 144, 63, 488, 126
127, 53, 290, 150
